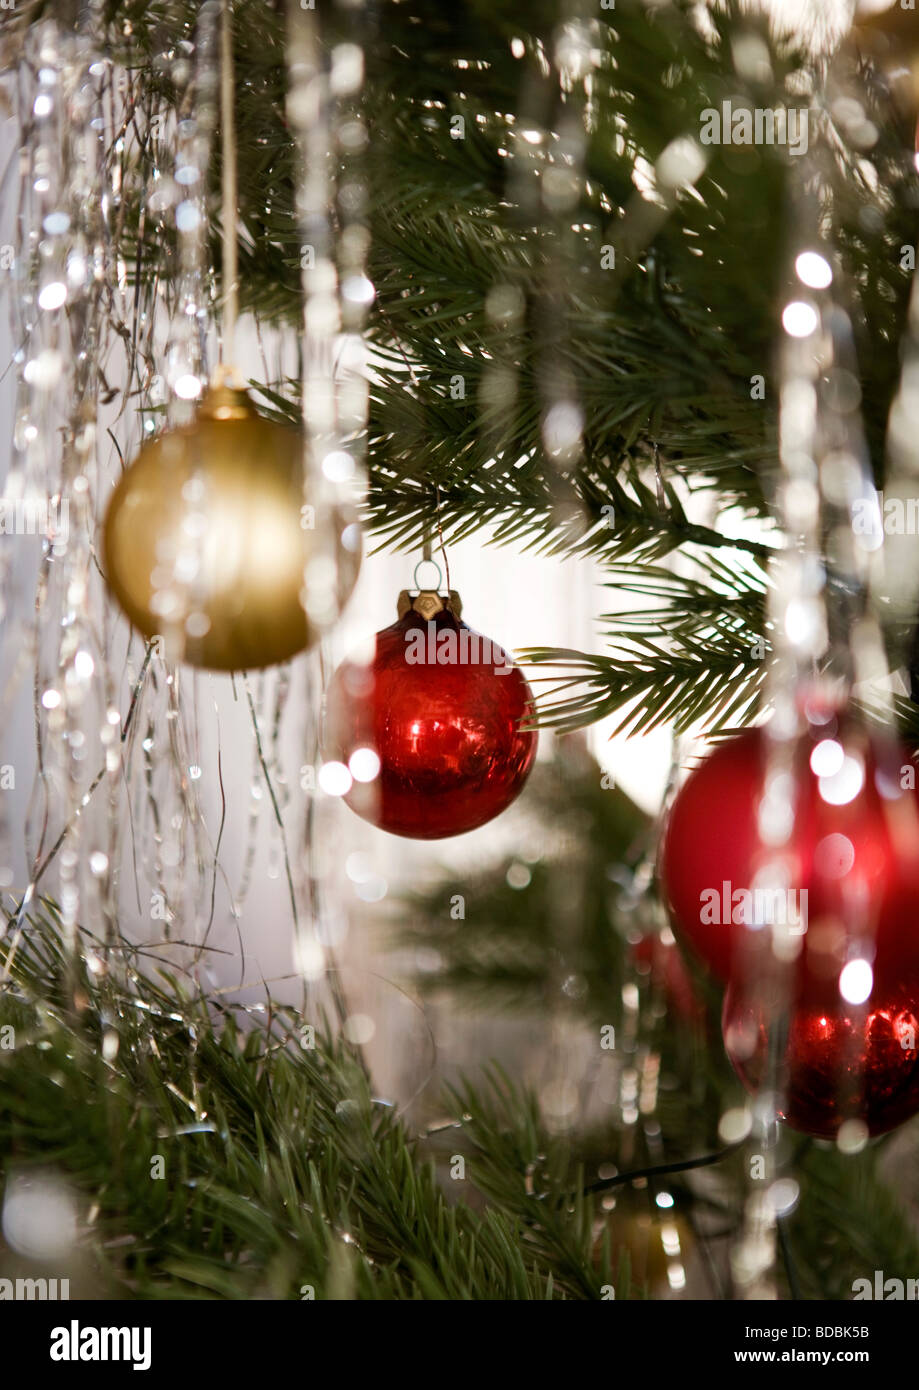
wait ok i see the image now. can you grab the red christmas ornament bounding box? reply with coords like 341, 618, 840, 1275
324, 588, 537, 839
632, 933, 705, 1026
722, 974, 919, 1139
659, 724, 919, 987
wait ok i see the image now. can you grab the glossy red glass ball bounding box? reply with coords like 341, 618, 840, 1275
324, 608, 537, 839
659, 726, 919, 987
722, 975, 919, 1138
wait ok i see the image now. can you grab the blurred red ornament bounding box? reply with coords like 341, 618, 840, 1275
660, 729, 764, 981
324, 594, 537, 839
632, 933, 705, 1025
722, 974, 919, 1139
659, 725, 919, 987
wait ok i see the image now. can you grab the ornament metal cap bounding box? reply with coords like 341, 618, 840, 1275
198, 381, 256, 422
397, 589, 463, 620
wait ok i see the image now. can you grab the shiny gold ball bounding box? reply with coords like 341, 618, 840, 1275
103, 386, 361, 671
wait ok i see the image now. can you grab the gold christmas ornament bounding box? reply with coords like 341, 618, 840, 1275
102, 384, 361, 671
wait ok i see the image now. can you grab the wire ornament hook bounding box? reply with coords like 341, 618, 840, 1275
413, 557, 443, 592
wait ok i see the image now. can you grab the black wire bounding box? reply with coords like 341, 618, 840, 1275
536, 1139, 744, 1206
582, 1140, 743, 1196
777, 1215, 803, 1301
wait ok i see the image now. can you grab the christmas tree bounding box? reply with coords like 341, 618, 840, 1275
2, 0, 919, 1319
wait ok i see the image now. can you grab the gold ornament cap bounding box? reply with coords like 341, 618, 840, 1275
197, 382, 257, 421
397, 589, 463, 620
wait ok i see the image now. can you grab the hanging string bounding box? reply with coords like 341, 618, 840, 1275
166, 0, 218, 412
218, 0, 238, 375
372, 302, 440, 583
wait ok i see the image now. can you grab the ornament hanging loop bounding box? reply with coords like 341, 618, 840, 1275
399, 557, 461, 618
413, 557, 443, 593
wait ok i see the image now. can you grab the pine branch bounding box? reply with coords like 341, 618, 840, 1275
17, 0, 912, 542
523, 630, 768, 736
0, 905, 549, 1298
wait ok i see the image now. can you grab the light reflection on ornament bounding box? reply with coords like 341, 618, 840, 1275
809, 738, 843, 777
818, 753, 864, 805
813, 832, 855, 879
839, 958, 873, 1004
348, 747, 380, 783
